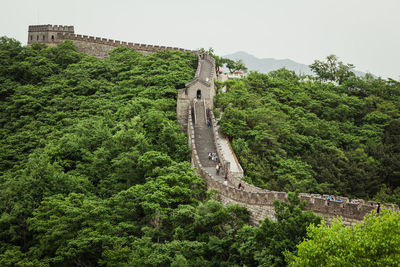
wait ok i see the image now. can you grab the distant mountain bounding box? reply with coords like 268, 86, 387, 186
223, 51, 366, 77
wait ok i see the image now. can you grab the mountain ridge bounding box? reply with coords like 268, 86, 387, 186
223, 51, 367, 77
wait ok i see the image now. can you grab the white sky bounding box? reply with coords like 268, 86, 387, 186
1, 0, 399, 78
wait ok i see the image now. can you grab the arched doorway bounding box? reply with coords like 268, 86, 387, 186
196, 89, 201, 99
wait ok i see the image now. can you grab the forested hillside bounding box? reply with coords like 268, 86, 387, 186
0, 38, 324, 266
215, 68, 400, 204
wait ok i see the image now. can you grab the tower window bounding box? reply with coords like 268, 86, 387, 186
51, 35, 54, 41
30, 36, 33, 41
43, 35, 45, 40
37, 36, 39, 41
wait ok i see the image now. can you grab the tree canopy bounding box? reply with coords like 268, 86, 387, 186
215, 67, 400, 203
1, 37, 398, 266
224, 58, 248, 74
0, 38, 321, 266
309, 54, 355, 84
286, 208, 400, 266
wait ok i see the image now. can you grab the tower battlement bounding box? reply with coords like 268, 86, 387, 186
28, 24, 74, 45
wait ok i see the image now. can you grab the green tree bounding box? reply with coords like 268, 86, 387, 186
286, 208, 400, 266
310, 54, 355, 84
225, 58, 248, 74
0, 37, 201, 264
215, 65, 399, 200
381, 119, 400, 188
27, 193, 111, 266
232, 191, 321, 267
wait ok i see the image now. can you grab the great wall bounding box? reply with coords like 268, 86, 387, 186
28, 25, 192, 59
28, 25, 399, 225
182, 53, 399, 226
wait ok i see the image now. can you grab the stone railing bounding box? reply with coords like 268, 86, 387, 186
208, 110, 265, 192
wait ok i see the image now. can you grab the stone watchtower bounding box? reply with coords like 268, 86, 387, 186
28, 24, 74, 45
177, 53, 216, 128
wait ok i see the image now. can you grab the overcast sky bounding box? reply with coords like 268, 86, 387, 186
1, 0, 399, 78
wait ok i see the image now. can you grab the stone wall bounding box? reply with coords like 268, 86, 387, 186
28, 25, 194, 58
57, 32, 193, 59
176, 54, 201, 129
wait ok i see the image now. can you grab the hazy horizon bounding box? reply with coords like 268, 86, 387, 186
1, 0, 399, 79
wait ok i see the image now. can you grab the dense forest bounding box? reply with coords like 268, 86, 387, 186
215, 65, 400, 204
0, 37, 399, 266
0, 37, 321, 266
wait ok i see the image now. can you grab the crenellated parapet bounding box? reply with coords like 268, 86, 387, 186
56, 32, 194, 54
28, 24, 74, 45
28, 24, 74, 33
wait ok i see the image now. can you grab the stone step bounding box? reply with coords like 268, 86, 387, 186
194, 101, 218, 168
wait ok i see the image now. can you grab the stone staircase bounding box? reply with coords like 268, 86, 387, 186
194, 101, 225, 181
